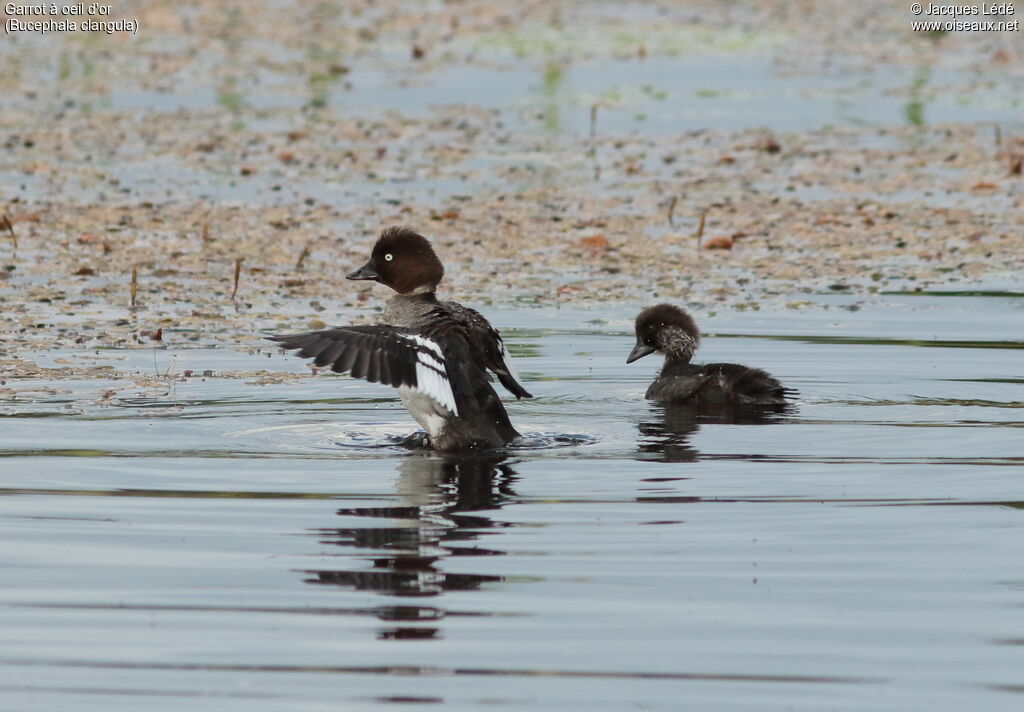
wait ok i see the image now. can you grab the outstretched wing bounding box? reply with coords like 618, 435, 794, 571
268, 326, 459, 415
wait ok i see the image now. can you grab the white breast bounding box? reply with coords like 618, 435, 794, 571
397, 386, 450, 441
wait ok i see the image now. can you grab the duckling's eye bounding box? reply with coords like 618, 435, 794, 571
384, 253, 394, 262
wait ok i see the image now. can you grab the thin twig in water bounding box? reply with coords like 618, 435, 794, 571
130, 266, 138, 308
1, 213, 14, 252
200, 207, 215, 244
667, 196, 678, 227
694, 209, 707, 250
231, 257, 243, 299
295, 243, 311, 271
589, 104, 598, 141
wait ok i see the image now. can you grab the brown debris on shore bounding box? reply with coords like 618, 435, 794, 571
0, 0, 1020, 365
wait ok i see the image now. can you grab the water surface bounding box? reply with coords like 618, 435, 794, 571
3, 293, 1024, 710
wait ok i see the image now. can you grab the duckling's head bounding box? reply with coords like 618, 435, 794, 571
627, 303, 700, 364
347, 227, 444, 295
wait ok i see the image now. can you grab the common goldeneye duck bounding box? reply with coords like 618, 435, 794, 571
627, 303, 795, 405
269, 227, 532, 451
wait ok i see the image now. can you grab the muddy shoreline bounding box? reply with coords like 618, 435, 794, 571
1, 0, 1021, 366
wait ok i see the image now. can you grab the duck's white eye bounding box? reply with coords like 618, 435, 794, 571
384, 253, 394, 262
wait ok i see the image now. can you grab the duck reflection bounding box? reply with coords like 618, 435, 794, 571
637, 402, 793, 463
301, 452, 517, 639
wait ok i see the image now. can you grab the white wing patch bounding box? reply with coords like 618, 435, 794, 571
396, 333, 458, 416
400, 333, 444, 360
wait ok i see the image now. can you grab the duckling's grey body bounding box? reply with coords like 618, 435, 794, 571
647, 360, 790, 405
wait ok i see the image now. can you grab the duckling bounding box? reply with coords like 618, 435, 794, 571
627, 304, 794, 405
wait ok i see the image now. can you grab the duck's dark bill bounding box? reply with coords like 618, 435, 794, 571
627, 342, 655, 364
346, 261, 379, 281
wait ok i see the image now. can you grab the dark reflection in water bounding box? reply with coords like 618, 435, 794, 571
637, 403, 794, 463
301, 452, 518, 639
